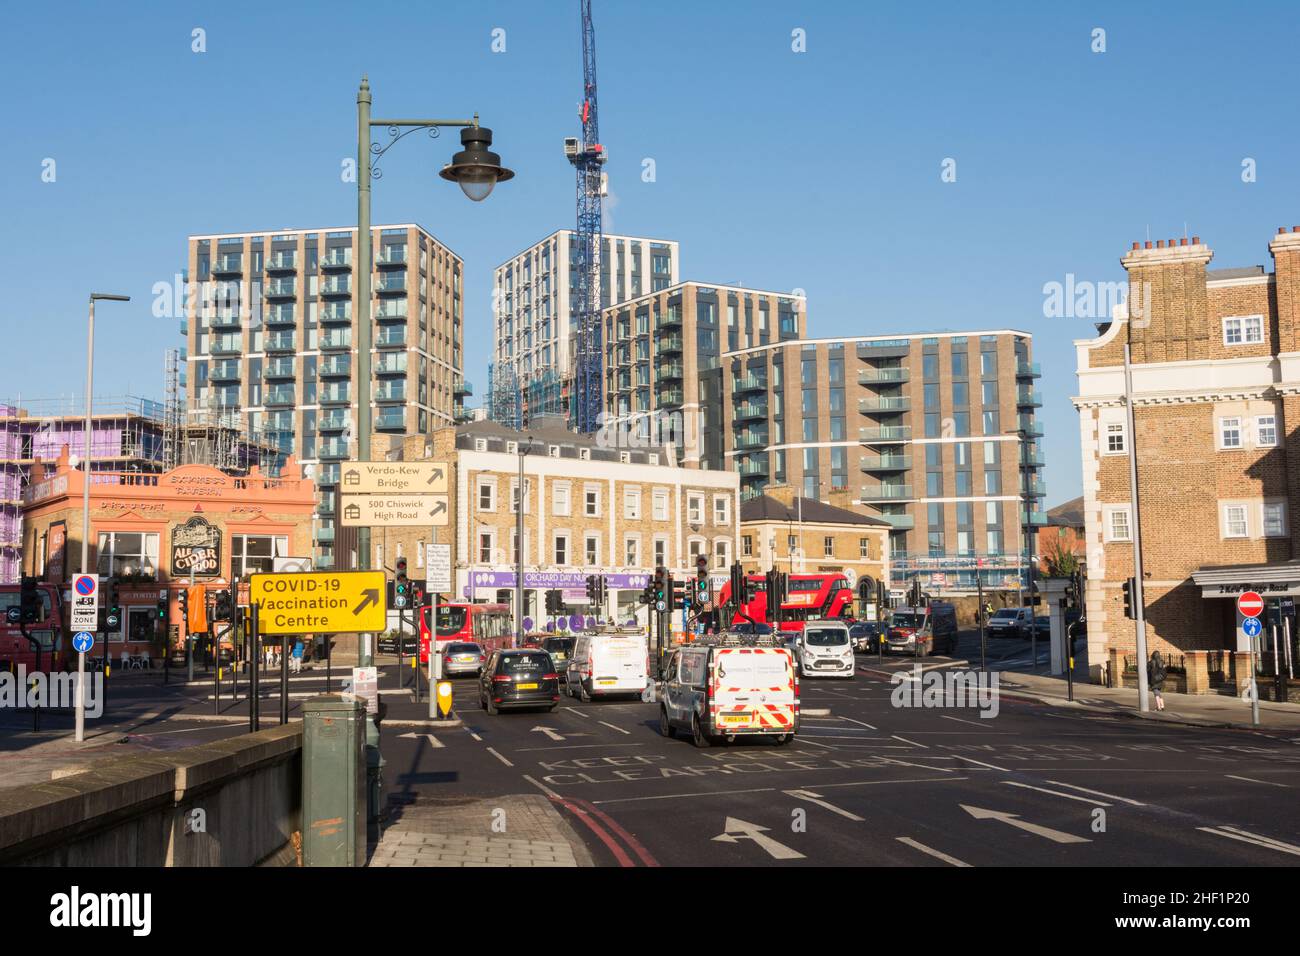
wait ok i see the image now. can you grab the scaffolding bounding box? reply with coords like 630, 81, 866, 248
487, 361, 521, 430
163, 348, 183, 470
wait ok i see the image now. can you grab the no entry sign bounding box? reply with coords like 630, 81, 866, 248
1237, 591, 1264, 619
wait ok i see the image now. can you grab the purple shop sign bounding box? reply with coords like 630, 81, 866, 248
470, 570, 651, 591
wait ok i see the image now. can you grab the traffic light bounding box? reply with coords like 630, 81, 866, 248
178, 587, 189, 621
19, 576, 41, 624
671, 577, 687, 611
156, 595, 168, 621
394, 556, 410, 609
545, 588, 563, 616
214, 589, 232, 622
106, 582, 121, 630
585, 574, 598, 603
729, 562, 750, 607
908, 577, 922, 608
1122, 576, 1135, 620
653, 566, 668, 611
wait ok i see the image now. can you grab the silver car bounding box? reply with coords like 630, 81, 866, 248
442, 641, 485, 677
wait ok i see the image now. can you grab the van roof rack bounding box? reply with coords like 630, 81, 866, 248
696, 632, 785, 648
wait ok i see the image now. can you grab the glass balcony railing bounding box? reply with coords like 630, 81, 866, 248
266, 278, 296, 297
876, 514, 915, 530
376, 274, 407, 293
321, 250, 353, 269
374, 353, 406, 375
320, 356, 351, 377
733, 375, 767, 393
264, 358, 295, 379
210, 338, 242, 355
858, 396, 911, 413
657, 334, 684, 353
374, 302, 407, 320
320, 276, 351, 295
209, 361, 241, 382
375, 409, 406, 430
658, 363, 684, 380
321, 303, 352, 323
265, 306, 296, 327
859, 454, 911, 471
320, 384, 351, 404
861, 484, 913, 500
1020, 450, 1046, 468
858, 367, 909, 385
319, 412, 349, 431
657, 387, 684, 406
1016, 388, 1043, 408
735, 431, 766, 450
213, 255, 242, 274
454, 379, 473, 397
734, 402, 767, 422
376, 247, 407, 266
264, 332, 296, 352
265, 386, 296, 406
209, 310, 241, 329
859, 425, 911, 442
318, 439, 350, 458
1016, 361, 1042, 379
375, 328, 406, 347
267, 254, 297, 271
737, 458, 769, 477
374, 382, 406, 402
320, 330, 352, 350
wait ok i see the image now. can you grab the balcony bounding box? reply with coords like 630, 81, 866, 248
264, 386, 296, 406
316, 524, 335, 543
376, 327, 406, 348
316, 494, 336, 515
374, 382, 406, 402
321, 303, 352, 324
318, 439, 350, 459
374, 302, 407, 320
1020, 449, 1046, 468
264, 332, 296, 352
209, 361, 241, 383
735, 431, 767, 450
1016, 388, 1042, 408
320, 356, 352, 378
733, 374, 767, 394
737, 458, 769, 478
859, 454, 911, 472
1016, 361, 1042, 379
320, 276, 351, 296
658, 362, 685, 381
657, 334, 684, 354
376, 246, 407, 267
375, 409, 406, 431
374, 353, 406, 375
858, 367, 909, 386
179, 317, 188, 335
264, 358, 295, 379
657, 310, 683, 330
454, 379, 473, 397
858, 396, 911, 414
320, 384, 351, 404
212, 255, 243, 275
861, 484, 913, 501
857, 340, 911, 360
210, 338, 242, 356
265, 306, 296, 327
657, 387, 684, 406
266, 254, 297, 272
1016, 418, 1044, 438
376, 274, 407, 295
875, 513, 915, 530
208, 310, 242, 330
321, 250, 353, 269
320, 329, 352, 350
265, 278, 297, 298
319, 411, 349, 431
1021, 507, 1048, 526
734, 402, 767, 422
1021, 478, 1047, 499
859, 425, 911, 442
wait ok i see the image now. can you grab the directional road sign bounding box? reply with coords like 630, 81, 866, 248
1237, 591, 1265, 618
339, 494, 449, 527
1242, 616, 1263, 638
72, 631, 95, 653
340, 461, 449, 495
249, 570, 387, 635
70, 573, 99, 631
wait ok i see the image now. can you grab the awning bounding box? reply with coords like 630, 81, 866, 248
1191, 560, 1300, 598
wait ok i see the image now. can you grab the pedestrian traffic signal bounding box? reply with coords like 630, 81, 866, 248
1122, 576, 1135, 620
394, 556, 410, 609
654, 566, 668, 607
156, 596, 167, 620
178, 587, 188, 620
106, 582, 121, 630
671, 578, 687, 611
19, 576, 41, 624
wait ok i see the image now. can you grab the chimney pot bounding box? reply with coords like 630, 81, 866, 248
1293, 226, 1300, 233
1193, 236, 1200, 244
1280, 227, 1288, 235
1145, 241, 1153, 249
1179, 237, 1188, 246
1131, 241, 1140, 250
1157, 240, 1165, 248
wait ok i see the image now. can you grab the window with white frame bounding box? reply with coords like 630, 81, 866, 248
231, 534, 288, 577
1223, 315, 1264, 346
584, 486, 600, 518
1104, 422, 1126, 455
1263, 500, 1287, 537
1222, 503, 1249, 539
742, 535, 753, 557
625, 536, 640, 566
552, 482, 571, 517
688, 538, 705, 562
653, 537, 667, 567
1257, 415, 1278, 448
624, 487, 641, 519
652, 489, 669, 522
554, 533, 569, 565
713, 495, 730, 525
585, 534, 599, 566
1104, 506, 1132, 543
478, 530, 495, 563
823, 535, 834, 557
97, 531, 161, 578
510, 478, 531, 514
1220, 417, 1243, 450
714, 539, 730, 569
687, 494, 704, 524
477, 480, 495, 511
859, 537, 870, 559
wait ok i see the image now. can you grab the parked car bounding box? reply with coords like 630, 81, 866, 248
442, 641, 486, 677
885, 603, 959, 656
794, 621, 856, 678
848, 621, 884, 653
478, 649, 560, 714
986, 607, 1033, 639
566, 629, 649, 702
540, 636, 575, 675
659, 634, 797, 747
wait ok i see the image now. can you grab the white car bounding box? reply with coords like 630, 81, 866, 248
796, 622, 856, 678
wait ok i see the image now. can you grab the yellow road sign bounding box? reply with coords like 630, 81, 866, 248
249, 570, 387, 635
340, 461, 449, 494
339, 494, 449, 527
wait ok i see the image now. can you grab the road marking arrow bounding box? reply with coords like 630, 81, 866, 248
532, 726, 566, 741
784, 789, 865, 821
711, 817, 805, 860
399, 732, 444, 748
960, 805, 1090, 844
353, 588, 380, 616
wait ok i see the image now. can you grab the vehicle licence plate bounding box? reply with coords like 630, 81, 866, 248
721, 714, 750, 724
516, 682, 538, 690
598, 679, 617, 685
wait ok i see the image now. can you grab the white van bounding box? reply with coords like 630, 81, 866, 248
794, 621, 855, 678
565, 629, 649, 701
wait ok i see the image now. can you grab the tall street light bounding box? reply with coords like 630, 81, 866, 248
515, 439, 535, 642
1007, 426, 1040, 670
77, 292, 130, 742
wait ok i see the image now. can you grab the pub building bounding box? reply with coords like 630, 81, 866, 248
20, 447, 315, 666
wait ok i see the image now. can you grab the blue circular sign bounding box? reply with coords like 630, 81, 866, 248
75, 576, 96, 596
73, 632, 95, 653
1242, 617, 1263, 637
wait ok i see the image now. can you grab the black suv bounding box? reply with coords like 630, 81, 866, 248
478, 649, 560, 715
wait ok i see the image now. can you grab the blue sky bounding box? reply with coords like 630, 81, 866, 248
2, 1, 1297, 506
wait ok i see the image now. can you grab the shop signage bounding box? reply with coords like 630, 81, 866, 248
171, 515, 222, 577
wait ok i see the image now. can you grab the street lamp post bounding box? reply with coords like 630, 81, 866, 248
515, 440, 534, 641
77, 293, 130, 743
353, 76, 512, 825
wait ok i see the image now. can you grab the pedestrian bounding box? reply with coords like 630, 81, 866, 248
290, 638, 304, 674
1147, 650, 1168, 711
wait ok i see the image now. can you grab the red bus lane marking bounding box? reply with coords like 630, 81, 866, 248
549, 795, 636, 867
567, 796, 661, 867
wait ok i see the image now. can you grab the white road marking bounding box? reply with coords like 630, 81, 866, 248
398, 732, 444, 749
838, 716, 878, 730
892, 734, 927, 749
801, 708, 833, 716
961, 805, 1090, 844
467, 730, 483, 741
896, 837, 972, 867
940, 714, 989, 727
594, 787, 776, 805
531, 726, 565, 741
878, 756, 957, 774
796, 737, 836, 749
815, 776, 969, 789
1002, 780, 1109, 806
522, 774, 562, 799
561, 708, 592, 719
784, 789, 865, 821
598, 720, 631, 735
516, 743, 644, 752
1043, 780, 1147, 806
1225, 774, 1289, 788
1198, 826, 1300, 857
951, 755, 1009, 772
712, 817, 805, 860
486, 747, 513, 767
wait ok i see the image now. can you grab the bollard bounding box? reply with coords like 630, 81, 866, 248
302, 694, 366, 867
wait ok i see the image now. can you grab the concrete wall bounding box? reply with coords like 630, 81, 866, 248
0, 723, 301, 866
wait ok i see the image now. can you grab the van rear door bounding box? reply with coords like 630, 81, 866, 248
710, 647, 796, 734
591, 635, 648, 692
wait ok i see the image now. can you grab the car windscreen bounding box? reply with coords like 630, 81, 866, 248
446, 643, 480, 654
805, 627, 849, 646
891, 614, 924, 628
542, 638, 574, 652
436, 607, 467, 636
991, 609, 1020, 620
500, 653, 551, 673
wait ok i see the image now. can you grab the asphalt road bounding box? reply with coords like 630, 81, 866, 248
379, 651, 1300, 868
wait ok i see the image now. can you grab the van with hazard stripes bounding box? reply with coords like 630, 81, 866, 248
658, 633, 797, 748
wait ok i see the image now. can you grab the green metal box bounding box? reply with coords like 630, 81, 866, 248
302, 694, 366, 867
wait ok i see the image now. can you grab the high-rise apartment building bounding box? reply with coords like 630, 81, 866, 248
491, 231, 680, 424
184, 224, 466, 568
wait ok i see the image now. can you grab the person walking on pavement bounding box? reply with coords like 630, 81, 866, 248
290, 638, 304, 674
1147, 650, 1168, 711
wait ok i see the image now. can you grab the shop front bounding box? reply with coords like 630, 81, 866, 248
1191, 561, 1300, 702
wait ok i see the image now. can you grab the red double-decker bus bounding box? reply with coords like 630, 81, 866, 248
418, 602, 513, 663
716, 572, 855, 631
0, 581, 66, 672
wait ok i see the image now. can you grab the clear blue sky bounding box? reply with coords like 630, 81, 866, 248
2, 1, 1297, 506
